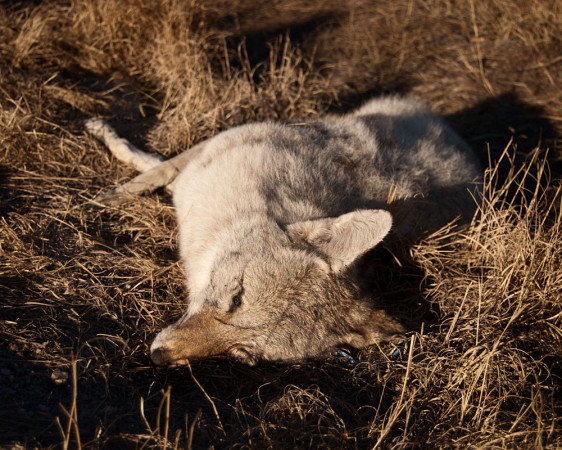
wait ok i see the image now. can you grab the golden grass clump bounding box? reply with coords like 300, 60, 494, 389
417, 147, 562, 357
404, 148, 562, 446
1, 0, 561, 447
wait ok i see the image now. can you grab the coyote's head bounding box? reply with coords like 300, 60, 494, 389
150, 209, 404, 366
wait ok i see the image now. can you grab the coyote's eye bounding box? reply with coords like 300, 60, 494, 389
229, 294, 242, 313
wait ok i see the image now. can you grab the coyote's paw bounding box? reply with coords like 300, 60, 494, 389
93, 188, 128, 206
85, 118, 109, 139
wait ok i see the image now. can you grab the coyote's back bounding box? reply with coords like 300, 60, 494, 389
87, 96, 480, 366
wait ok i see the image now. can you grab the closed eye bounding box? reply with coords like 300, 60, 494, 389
228, 293, 242, 313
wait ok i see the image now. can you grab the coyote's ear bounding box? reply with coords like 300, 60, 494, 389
286, 209, 392, 272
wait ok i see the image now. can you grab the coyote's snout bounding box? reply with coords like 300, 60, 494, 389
86, 97, 480, 366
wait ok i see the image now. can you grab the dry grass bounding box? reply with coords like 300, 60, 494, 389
0, 0, 561, 448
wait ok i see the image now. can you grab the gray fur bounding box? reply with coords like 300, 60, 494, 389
87, 96, 481, 366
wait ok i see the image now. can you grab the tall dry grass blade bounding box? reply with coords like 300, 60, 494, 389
187, 409, 202, 450
468, 0, 494, 95
444, 282, 473, 344
372, 334, 416, 449
185, 360, 225, 436
163, 386, 171, 448
57, 356, 81, 450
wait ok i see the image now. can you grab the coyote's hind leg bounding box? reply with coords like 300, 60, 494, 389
86, 118, 164, 172
93, 146, 205, 204
86, 118, 207, 205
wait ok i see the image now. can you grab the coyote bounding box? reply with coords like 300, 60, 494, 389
86, 97, 480, 366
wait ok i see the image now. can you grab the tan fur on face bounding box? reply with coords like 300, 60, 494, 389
151, 266, 404, 366
150, 310, 256, 365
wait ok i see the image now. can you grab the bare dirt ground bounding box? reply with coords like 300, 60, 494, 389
1, 0, 561, 448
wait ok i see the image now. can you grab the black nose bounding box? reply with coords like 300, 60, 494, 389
151, 347, 167, 366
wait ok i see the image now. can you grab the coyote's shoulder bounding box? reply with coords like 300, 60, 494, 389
87, 96, 481, 366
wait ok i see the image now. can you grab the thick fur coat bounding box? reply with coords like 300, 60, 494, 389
87, 96, 480, 366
